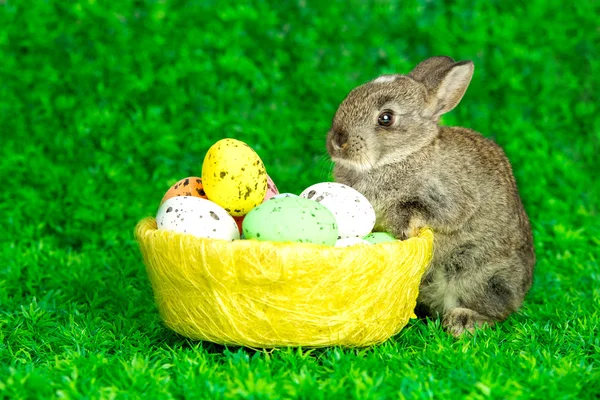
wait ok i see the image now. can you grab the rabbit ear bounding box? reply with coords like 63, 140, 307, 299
423, 60, 474, 119
409, 56, 456, 83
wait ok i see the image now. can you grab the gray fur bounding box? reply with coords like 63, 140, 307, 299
326, 56, 535, 337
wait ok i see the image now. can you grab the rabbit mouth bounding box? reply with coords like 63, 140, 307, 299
331, 155, 376, 172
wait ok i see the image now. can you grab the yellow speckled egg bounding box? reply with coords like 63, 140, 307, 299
202, 138, 268, 216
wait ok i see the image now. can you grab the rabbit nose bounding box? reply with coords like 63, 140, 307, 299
331, 130, 349, 151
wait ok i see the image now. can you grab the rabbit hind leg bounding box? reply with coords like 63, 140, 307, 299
441, 255, 528, 337
442, 307, 495, 337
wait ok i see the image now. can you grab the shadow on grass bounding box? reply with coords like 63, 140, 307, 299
151, 316, 446, 361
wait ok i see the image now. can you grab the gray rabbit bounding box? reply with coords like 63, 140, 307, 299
326, 56, 535, 336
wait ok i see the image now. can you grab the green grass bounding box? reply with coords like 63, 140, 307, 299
1, 0, 599, 398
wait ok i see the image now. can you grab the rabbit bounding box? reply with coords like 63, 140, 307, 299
326, 56, 535, 337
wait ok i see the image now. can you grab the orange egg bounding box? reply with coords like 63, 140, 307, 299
160, 177, 208, 205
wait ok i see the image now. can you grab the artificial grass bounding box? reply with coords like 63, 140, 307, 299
1, 0, 598, 399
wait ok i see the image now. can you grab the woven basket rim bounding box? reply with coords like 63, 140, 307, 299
135, 216, 434, 252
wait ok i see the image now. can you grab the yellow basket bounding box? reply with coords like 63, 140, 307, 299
135, 217, 434, 348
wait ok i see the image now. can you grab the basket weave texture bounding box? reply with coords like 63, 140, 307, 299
135, 217, 434, 348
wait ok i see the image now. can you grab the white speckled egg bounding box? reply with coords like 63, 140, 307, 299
156, 196, 240, 240
335, 237, 372, 247
300, 182, 376, 239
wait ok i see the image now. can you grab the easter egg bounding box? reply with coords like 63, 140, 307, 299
243, 197, 338, 245
202, 138, 268, 216
363, 232, 397, 244
160, 177, 207, 205
156, 196, 240, 240
300, 182, 376, 239
233, 215, 244, 235
335, 237, 372, 247
263, 175, 279, 202
270, 193, 298, 200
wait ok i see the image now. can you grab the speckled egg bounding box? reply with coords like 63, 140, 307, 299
156, 196, 240, 240
160, 177, 207, 205
242, 196, 338, 245
202, 138, 268, 216
263, 175, 279, 202
300, 182, 376, 239
363, 232, 397, 244
233, 215, 244, 235
335, 237, 372, 247
270, 193, 298, 200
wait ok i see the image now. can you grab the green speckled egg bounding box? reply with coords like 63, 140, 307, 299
363, 232, 397, 244
242, 197, 338, 245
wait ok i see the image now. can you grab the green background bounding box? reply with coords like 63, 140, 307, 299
1, 0, 598, 398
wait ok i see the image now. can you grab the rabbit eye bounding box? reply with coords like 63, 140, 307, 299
378, 112, 394, 127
